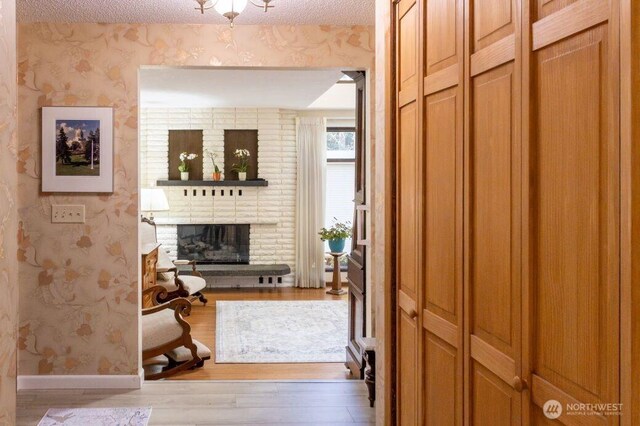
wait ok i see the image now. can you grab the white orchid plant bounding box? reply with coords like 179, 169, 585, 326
178, 152, 198, 172
204, 149, 221, 173
231, 148, 250, 173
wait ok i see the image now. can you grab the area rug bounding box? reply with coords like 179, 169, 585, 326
216, 300, 348, 363
38, 407, 151, 426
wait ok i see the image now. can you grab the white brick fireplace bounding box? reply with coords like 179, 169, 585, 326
140, 107, 297, 286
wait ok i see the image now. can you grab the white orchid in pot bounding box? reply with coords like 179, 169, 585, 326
231, 148, 250, 181
178, 151, 198, 181
204, 149, 222, 181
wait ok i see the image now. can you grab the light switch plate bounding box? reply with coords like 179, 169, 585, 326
52, 204, 85, 223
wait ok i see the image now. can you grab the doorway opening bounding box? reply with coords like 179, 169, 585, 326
138, 67, 370, 381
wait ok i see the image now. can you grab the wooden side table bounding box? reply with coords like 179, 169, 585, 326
326, 252, 347, 295
141, 243, 160, 308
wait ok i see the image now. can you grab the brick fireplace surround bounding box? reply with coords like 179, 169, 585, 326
140, 107, 297, 287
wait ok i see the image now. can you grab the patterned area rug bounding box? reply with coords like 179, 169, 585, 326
38, 407, 151, 426
216, 300, 348, 363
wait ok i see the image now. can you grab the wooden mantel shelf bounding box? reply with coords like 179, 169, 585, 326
156, 179, 268, 187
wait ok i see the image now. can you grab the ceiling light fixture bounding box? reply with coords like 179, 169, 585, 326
194, 0, 275, 27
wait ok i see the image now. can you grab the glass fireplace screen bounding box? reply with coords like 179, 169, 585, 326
177, 224, 250, 264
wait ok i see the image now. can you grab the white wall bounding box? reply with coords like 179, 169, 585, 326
140, 108, 297, 286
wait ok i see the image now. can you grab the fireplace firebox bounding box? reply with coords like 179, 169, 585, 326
177, 224, 250, 264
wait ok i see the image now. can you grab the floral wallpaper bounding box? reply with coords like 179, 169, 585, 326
0, 0, 17, 423
17, 23, 374, 377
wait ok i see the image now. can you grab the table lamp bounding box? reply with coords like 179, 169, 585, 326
141, 188, 169, 221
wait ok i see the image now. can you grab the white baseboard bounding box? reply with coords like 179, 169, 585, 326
18, 369, 144, 390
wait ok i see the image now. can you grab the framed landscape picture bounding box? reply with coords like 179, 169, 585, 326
42, 107, 114, 192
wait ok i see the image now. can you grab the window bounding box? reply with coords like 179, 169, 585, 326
326, 128, 355, 160
325, 128, 355, 259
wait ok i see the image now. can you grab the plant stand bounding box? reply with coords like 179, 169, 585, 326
326, 252, 347, 295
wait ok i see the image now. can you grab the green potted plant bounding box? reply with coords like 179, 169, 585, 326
204, 149, 222, 181
231, 148, 250, 181
319, 219, 352, 253
178, 151, 198, 181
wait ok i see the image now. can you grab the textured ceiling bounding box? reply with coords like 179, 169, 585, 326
17, 0, 375, 25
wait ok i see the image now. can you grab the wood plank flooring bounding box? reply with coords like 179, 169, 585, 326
168, 287, 352, 380
17, 381, 375, 425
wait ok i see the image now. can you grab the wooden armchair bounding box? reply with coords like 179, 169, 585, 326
141, 217, 207, 305
141, 285, 201, 380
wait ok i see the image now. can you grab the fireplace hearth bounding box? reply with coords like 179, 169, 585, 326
177, 224, 250, 264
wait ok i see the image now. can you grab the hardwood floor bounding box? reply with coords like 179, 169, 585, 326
167, 286, 353, 381
17, 381, 375, 425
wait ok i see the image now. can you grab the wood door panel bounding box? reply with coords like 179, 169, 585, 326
395, 0, 422, 420
424, 333, 458, 425
471, 362, 519, 425
530, 406, 560, 426
345, 71, 367, 379
470, 63, 517, 356
390, 0, 623, 420
425, 0, 458, 75
346, 276, 365, 378
398, 312, 419, 425
472, 0, 515, 51
530, 376, 608, 425
398, 102, 420, 301
534, 0, 579, 20
531, 24, 618, 406
425, 89, 458, 321
531, 0, 608, 52
399, 1, 419, 95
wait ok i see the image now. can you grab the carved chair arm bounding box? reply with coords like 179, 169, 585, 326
142, 297, 192, 319
142, 285, 168, 306
173, 259, 202, 277
142, 298, 193, 347
156, 267, 188, 295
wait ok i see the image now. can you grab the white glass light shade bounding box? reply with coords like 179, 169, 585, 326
214, 0, 248, 16
141, 188, 169, 212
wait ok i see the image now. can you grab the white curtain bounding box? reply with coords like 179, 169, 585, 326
295, 117, 327, 288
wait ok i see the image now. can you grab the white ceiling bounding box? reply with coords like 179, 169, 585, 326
17, 0, 375, 25
140, 68, 355, 109
307, 83, 356, 110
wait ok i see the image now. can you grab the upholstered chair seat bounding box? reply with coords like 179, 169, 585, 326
166, 339, 211, 369
159, 274, 206, 294
142, 308, 185, 352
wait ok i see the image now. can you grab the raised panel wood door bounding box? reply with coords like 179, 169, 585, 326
345, 71, 367, 379
396, 0, 422, 422
465, 0, 523, 423
524, 0, 620, 423
422, 0, 464, 424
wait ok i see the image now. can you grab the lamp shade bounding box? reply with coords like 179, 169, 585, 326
214, 0, 248, 16
141, 188, 170, 212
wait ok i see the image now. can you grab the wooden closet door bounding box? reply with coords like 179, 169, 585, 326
464, 0, 524, 423
523, 0, 620, 423
422, 0, 464, 424
395, 0, 422, 422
